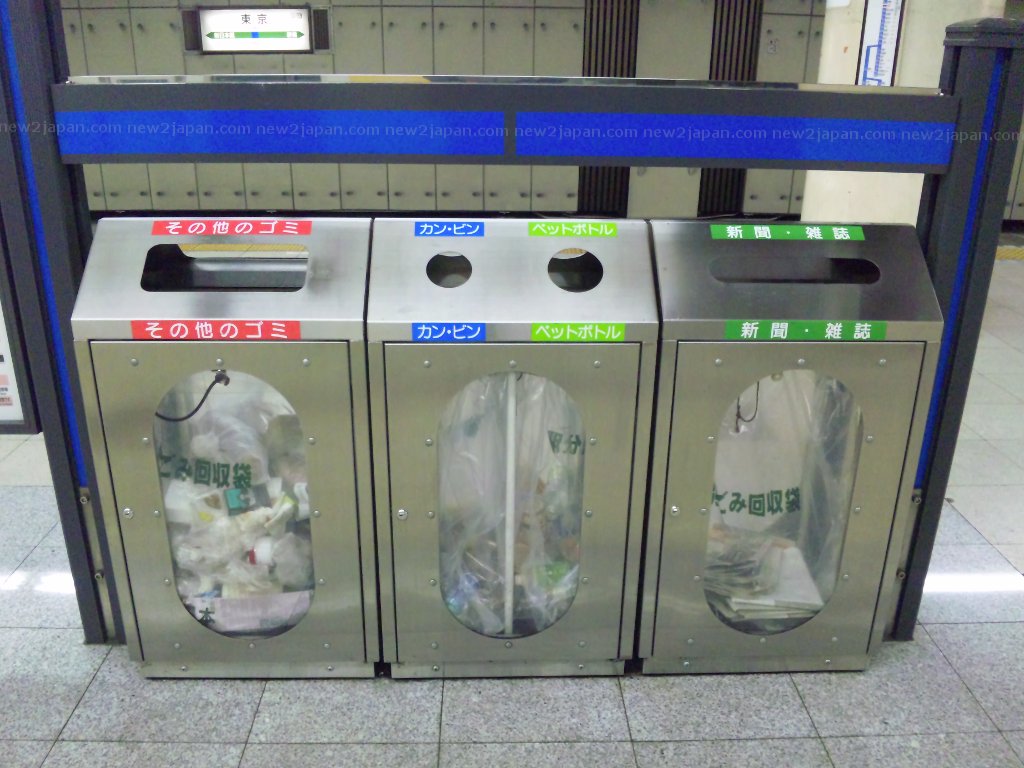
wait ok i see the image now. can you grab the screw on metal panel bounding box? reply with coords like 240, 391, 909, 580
431, 642, 439, 649
141, 437, 150, 445
831, 637, 839, 643
312, 510, 321, 518
797, 358, 806, 366
699, 507, 708, 516
912, 493, 923, 505
248, 642, 255, 649
578, 641, 587, 647
693, 575, 701, 582
588, 437, 597, 446
94, 572, 104, 581
585, 509, 594, 518
173, 642, 181, 649
432, 665, 440, 672
578, 664, 585, 670
308, 437, 317, 445
683, 660, 690, 668
79, 496, 89, 505
714, 358, 723, 366
327, 666, 334, 672
505, 641, 513, 648
423, 360, 431, 368
152, 510, 160, 517
896, 569, 907, 581
759, 637, 766, 644
180, 666, 188, 672
878, 359, 887, 366
706, 435, 715, 443
397, 509, 408, 520
593, 361, 601, 368
824, 659, 832, 666
581, 577, 590, 585
426, 510, 436, 519
865, 435, 874, 443
215, 358, 224, 367
122, 508, 133, 519
429, 579, 437, 586
164, 578, 171, 586
670, 506, 680, 517
508, 360, 517, 369
302, 358, 311, 367
854, 506, 862, 514
324, 643, 331, 649
686, 638, 694, 645
425, 438, 434, 447
842, 574, 849, 581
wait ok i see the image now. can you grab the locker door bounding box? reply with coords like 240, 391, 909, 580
484, 7, 534, 75
435, 7, 483, 75
484, 166, 531, 212
743, 169, 794, 215
757, 14, 811, 84
635, 0, 713, 80
628, 167, 700, 219
185, 53, 235, 75
234, 54, 284, 74
293, 164, 342, 211
284, 54, 336, 75
333, 6, 384, 73
383, 7, 433, 74
804, 15, 824, 84
82, 9, 136, 75
196, 163, 246, 210
62, 10, 88, 76
244, 164, 295, 210
130, 8, 184, 75
534, 8, 583, 76
83, 164, 107, 212
149, 164, 198, 210
532, 166, 578, 213
101, 164, 152, 210
436, 166, 484, 211
341, 164, 389, 210
388, 166, 437, 211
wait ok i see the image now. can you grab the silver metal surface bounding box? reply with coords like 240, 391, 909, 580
72, 218, 370, 341
366, 218, 657, 343
392, 659, 625, 679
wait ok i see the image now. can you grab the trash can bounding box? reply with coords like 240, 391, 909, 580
368, 218, 658, 677
73, 217, 378, 677
639, 221, 942, 673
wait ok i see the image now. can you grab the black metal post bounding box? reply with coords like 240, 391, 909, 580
897, 18, 1024, 639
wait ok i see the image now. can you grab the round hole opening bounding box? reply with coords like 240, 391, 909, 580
548, 249, 603, 293
426, 251, 473, 288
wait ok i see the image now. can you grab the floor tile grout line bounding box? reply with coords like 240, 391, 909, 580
436, 679, 445, 766
616, 677, 640, 767
237, 680, 267, 768
785, 671, 833, 762
45, 642, 112, 757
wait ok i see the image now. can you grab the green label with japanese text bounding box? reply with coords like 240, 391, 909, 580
710, 224, 865, 241
724, 320, 887, 341
531, 322, 625, 342
528, 221, 618, 237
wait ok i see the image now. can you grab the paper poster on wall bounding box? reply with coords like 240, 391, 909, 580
0, 294, 25, 424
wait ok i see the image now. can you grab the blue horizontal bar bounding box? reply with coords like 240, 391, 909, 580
54, 109, 506, 156
516, 113, 956, 165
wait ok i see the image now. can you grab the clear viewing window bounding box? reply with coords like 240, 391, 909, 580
154, 369, 315, 637
438, 373, 584, 638
703, 370, 862, 636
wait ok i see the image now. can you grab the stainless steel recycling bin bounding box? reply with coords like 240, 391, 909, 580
639, 221, 943, 674
368, 218, 658, 677
73, 217, 378, 677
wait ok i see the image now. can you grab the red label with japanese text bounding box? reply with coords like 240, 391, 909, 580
150, 219, 313, 236
130, 320, 302, 341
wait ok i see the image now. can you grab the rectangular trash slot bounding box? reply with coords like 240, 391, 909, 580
72, 217, 379, 678
639, 221, 942, 675
368, 218, 659, 678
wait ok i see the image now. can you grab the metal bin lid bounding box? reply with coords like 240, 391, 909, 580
651, 221, 943, 343
72, 217, 371, 342
367, 218, 658, 343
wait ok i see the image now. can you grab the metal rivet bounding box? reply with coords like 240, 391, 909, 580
163, 578, 171, 585
714, 358, 723, 366
141, 436, 150, 445
585, 509, 594, 518
173, 642, 181, 649
429, 578, 437, 586
248, 642, 255, 649
426, 510, 436, 519
797, 358, 806, 366
505, 641, 513, 648
683, 660, 690, 668
831, 636, 838, 643
423, 360, 431, 368
699, 507, 708, 515
425, 438, 434, 447
180, 665, 187, 671
670, 506, 680, 517
302, 358, 311, 367
308, 437, 317, 445
759, 637, 766, 644
122, 508, 134, 519
318, 578, 326, 585
312, 509, 321, 518
508, 360, 517, 369
588, 437, 597, 446
324, 642, 331, 649
706, 435, 715, 443
431, 642, 439, 649
693, 575, 702, 582
152, 510, 160, 517
878, 359, 887, 366
593, 360, 601, 368
581, 576, 590, 584
824, 659, 832, 665
215, 358, 224, 367
866, 435, 875, 443
842, 574, 849, 580
578, 664, 585, 670
397, 509, 408, 520
578, 640, 587, 647
129, 358, 139, 366
854, 506, 862, 514
327, 665, 334, 672
686, 638, 694, 645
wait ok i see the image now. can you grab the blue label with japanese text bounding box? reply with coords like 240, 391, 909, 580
411, 323, 486, 342
414, 221, 485, 237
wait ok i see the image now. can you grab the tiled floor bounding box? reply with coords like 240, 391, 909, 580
2, 265, 1024, 767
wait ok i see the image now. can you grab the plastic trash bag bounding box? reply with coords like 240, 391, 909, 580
703, 370, 861, 635
439, 373, 583, 638
154, 370, 316, 637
